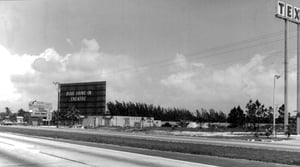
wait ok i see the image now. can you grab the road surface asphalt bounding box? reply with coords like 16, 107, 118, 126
0, 132, 298, 167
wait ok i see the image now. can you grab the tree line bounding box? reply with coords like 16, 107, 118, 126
107, 100, 293, 127
107, 101, 227, 122
0, 107, 30, 123
0, 99, 292, 128
227, 99, 291, 128
0, 107, 80, 126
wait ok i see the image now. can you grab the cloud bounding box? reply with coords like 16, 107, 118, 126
173, 54, 188, 69
66, 38, 73, 46
1, 39, 298, 114
31, 48, 63, 73
81, 39, 100, 52
160, 53, 291, 112
0, 5, 21, 48
0, 45, 35, 103
1, 39, 142, 111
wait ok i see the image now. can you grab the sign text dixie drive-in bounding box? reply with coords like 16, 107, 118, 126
59, 81, 106, 116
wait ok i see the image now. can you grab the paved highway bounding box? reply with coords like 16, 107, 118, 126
0, 132, 217, 167
0, 131, 297, 167
14, 126, 300, 152
82, 129, 300, 152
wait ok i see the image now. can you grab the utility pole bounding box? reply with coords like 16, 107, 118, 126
297, 24, 300, 135
53, 82, 60, 128
284, 19, 288, 133
273, 75, 280, 137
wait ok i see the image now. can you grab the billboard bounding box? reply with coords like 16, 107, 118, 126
59, 81, 106, 116
29, 101, 53, 120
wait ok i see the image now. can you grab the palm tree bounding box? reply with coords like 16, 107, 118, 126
5, 107, 12, 119
65, 105, 81, 126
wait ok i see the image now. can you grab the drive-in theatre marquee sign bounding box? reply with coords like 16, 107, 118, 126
276, 1, 300, 23
59, 81, 106, 116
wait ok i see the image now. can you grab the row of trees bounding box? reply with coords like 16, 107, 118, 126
1, 101, 228, 125
108, 100, 291, 127
195, 109, 227, 123
0, 107, 30, 123
0, 106, 81, 126
1, 99, 290, 128
107, 101, 227, 122
227, 99, 287, 128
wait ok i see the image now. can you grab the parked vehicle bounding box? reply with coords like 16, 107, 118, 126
1, 120, 13, 126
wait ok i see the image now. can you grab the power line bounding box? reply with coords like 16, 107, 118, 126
106, 31, 285, 73
100, 31, 299, 78
102, 38, 293, 78
155, 50, 284, 77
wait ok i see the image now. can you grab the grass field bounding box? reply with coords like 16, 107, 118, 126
0, 126, 299, 165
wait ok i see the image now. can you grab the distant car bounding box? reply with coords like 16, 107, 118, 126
187, 122, 200, 128
71, 124, 83, 128
1, 120, 13, 126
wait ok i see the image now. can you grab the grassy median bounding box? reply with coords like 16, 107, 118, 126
0, 126, 300, 165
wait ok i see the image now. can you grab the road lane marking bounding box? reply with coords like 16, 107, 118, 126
40, 151, 96, 167
0, 132, 219, 167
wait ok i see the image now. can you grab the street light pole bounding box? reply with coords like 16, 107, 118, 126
273, 75, 280, 137
53, 82, 60, 128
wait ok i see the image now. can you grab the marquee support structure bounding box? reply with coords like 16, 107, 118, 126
284, 19, 288, 133
276, 1, 300, 134
297, 24, 300, 135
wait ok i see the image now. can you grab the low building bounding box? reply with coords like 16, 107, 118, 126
82, 116, 161, 128
16, 116, 24, 124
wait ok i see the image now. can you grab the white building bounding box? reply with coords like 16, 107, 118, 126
16, 116, 24, 124
82, 116, 161, 128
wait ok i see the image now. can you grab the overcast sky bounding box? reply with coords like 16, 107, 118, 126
1, 0, 300, 113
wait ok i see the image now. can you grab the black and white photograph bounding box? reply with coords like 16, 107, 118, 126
0, 0, 300, 166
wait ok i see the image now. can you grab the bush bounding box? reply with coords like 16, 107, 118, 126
162, 122, 172, 127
